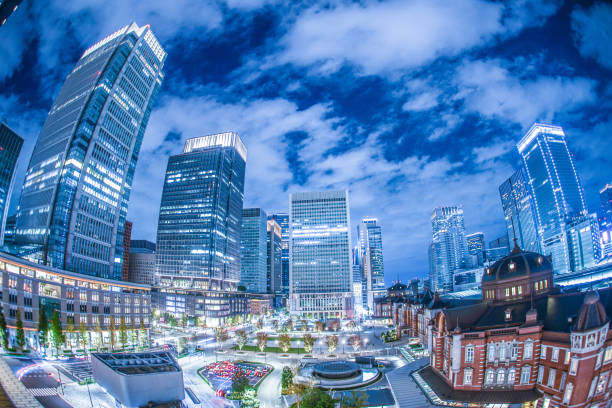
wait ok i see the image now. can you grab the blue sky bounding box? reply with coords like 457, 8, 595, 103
1, 0, 611, 284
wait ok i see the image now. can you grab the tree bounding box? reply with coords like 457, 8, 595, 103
278, 333, 291, 353
109, 316, 116, 351
131, 321, 138, 348
281, 366, 293, 390
232, 370, 250, 394
255, 319, 263, 330
329, 320, 340, 332
119, 316, 128, 350
346, 320, 356, 331
94, 321, 103, 351
79, 322, 88, 354
15, 309, 26, 351
300, 320, 308, 332
242, 388, 260, 408
50, 310, 65, 356
283, 319, 293, 332
342, 391, 368, 408
272, 320, 279, 331
139, 318, 147, 347
314, 321, 324, 332
301, 387, 334, 408
288, 383, 309, 408
256, 331, 268, 352
325, 335, 338, 353
303, 334, 314, 354
37, 307, 48, 351
214, 328, 228, 349
66, 321, 75, 350
235, 329, 247, 351
348, 335, 362, 352
0, 309, 8, 350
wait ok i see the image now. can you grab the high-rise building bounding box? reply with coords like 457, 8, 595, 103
155, 132, 246, 294
289, 190, 352, 318
499, 167, 541, 254
268, 213, 289, 294
15, 23, 165, 280
429, 206, 468, 293
122, 220, 133, 281
267, 219, 282, 294
599, 184, 612, 259
240, 208, 268, 294
128, 239, 155, 285
0, 123, 23, 246
351, 246, 364, 314
485, 235, 510, 262
465, 232, 485, 266
566, 214, 600, 271
517, 123, 587, 274
357, 217, 386, 311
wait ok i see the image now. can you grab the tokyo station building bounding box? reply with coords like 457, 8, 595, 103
415, 243, 612, 407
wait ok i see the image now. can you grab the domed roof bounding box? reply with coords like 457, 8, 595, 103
482, 242, 552, 283
572, 290, 609, 332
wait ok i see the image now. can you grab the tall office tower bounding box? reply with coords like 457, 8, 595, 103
465, 232, 485, 266
267, 219, 282, 294
429, 206, 468, 293
517, 123, 587, 274
600, 184, 612, 259
289, 190, 353, 319
351, 246, 364, 314
268, 213, 289, 294
485, 235, 510, 262
566, 214, 600, 271
499, 167, 541, 253
128, 239, 156, 285
240, 208, 268, 293
14, 23, 165, 280
0, 123, 23, 246
357, 217, 386, 311
121, 220, 133, 281
156, 133, 246, 294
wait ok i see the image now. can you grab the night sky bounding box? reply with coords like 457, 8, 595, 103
0, 0, 611, 284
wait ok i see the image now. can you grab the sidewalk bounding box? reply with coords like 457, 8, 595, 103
0, 357, 43, 408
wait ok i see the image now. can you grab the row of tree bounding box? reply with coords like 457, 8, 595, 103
0, 308, 148, 355
230, 330, 364, 354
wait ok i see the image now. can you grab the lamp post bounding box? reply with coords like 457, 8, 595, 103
342, 339, 346, 355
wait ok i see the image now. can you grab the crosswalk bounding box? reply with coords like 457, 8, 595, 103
28, 387, 58, 397
55, 361, 93, 382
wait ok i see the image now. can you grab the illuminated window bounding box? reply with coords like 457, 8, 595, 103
604, 347, 612, 363
485, 369, 494, 384
524, 341, 533, 359
565, 350, 571, 365
497, 369, 505, 384
464, 368, 473, 385
520, 366, 531, 384
552, 347, 559, 362
465, 345, 474, 363
547, 368, 556, 388
569, 357, 578, 375
563, 383, 573, 404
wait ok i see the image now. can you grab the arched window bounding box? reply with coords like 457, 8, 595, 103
463, 368, 473, 385
508, 368, 516, 384
497, 369, 506, 384
563, 383, 573, 404
523, 340, 533, 359
520, 365, 531, 384
485, 369, 494, 384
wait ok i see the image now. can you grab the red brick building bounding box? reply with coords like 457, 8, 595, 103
423, 243, 612, 407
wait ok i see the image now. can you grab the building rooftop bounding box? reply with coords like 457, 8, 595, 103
91, 352, 180, 376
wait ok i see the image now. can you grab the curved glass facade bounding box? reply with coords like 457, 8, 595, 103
15, 23, 166, 280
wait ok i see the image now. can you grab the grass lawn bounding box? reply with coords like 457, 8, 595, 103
234, 345, 306, 354
266, 337, 303, 341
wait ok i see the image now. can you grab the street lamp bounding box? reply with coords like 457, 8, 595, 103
342, 339, 346, 355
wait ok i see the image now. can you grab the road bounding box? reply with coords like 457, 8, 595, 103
4, 357, 72, 408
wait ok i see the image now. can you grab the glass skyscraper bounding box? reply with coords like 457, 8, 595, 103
14, 23, 165, 280
599, 184, 612, 259
429, 205, 467, 293
517, 123, 587, 274
357, 217, 385, 312
289, 190, 352, 319
267, 219, 282, 294
465, 232, 485, 266
499, 167, 541, 253
155, 132, 246, 293
566, 214, 600, 271
240, 208, 268, 293
0, 123, 23, 246
268, 213, 289, 294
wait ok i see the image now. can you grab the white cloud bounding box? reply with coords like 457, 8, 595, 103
454, 59, 597, 127
571, 2, 612, 70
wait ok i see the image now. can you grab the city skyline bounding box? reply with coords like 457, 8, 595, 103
1, 1, 611, 283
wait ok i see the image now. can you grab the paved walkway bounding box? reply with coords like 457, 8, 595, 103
386, 358, 432, 408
